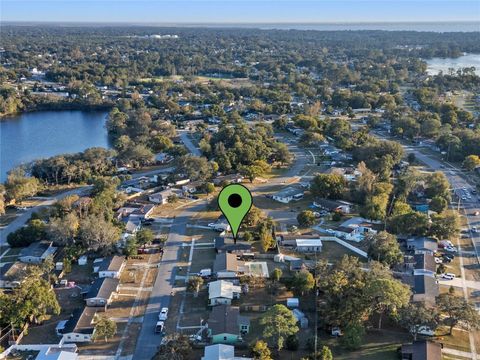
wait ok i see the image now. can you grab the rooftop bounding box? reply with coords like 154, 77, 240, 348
213, 253, 240, 273
98, 256, 124, 272
19, 241, 55, 259
62, 307, 97, 334
86, 277, 119, 300
209, 280, 241, 300
208, 305, 249, 336
273, 187, 304, 198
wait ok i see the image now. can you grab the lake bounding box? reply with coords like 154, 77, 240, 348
426, 53, 480, 76
1, 110, 110, 182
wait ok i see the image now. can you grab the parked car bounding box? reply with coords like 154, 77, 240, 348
471, 226, 478, 233
412, 326, 435, 336
434, 257, 443, 264
441, 273, 456, 280
155, 321, 164, 334
158, 307, 169, 321
444, 246, 457, 253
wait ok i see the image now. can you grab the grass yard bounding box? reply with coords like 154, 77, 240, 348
189, 247, 216, 274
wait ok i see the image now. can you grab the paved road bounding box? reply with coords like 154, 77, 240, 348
179, 131, 201, 156
132, 201, 206, 360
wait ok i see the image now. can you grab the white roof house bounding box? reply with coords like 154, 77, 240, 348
295, 239, 323, 252
208, 280, 241, 306
201, 344, 252, 360
272, 187, 304, 204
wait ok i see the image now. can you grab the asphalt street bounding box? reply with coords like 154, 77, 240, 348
132, 201, 206, 360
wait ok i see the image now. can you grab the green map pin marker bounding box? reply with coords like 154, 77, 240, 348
218, 184, 253, 241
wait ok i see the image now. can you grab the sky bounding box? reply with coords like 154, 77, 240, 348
1, 0, 479, 24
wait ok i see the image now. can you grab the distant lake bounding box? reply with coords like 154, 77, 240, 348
426, 54, 480, 75
1, 110, 110, 182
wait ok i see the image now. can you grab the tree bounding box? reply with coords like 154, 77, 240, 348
78, 215, 121, 254
271, 268, 282, 282
5, 168, 40, 202
463, 155, 480, 171
387, 211, 429, 236
399, 303, 439, 340
167, 194, 178, 203
152, 334, 192, 360
364, 266, 411, 329
297, 210, 317, 227
4, 277, 60, 327
429, 210, 460, 239
340, 321, 365, 350
124, 236, 138, 257
47, 213, 79, 246
176, 155, 215, 181
310, 173, 346, 200
187, 276, 204, 297
366, 231, 403, 266
136, 228, 154, 248
260, 304, 299, 351
244, 206, 265, 227
430, 196, 448, 213
292, 269, 315, 296
251, 340, 272, 360
7, 218, 46, 247
425, 172, 450, 201
320, 346, 333, 360
93, 315, 117, 342
239, 160, 271, 182
437, 293, 480, 335
257, 222, 275, 252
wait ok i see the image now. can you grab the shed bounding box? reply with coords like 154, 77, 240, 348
287, 298, 299, 308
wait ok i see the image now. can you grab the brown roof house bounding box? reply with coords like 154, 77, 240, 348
207, 305, 250, 345
213, 253, 245, 279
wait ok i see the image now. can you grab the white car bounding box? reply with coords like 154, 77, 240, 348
472, 226, 478, 233
434, 257, 443, 264
441, 273, 456, 280
461, 196, 467, 200
412, 325, 435, 336
158, 307, 169, 321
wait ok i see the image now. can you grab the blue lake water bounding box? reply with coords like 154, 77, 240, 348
426, 53, 480, 76
1, 110, 110, 182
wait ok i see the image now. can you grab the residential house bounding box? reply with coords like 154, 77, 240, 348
407, 237, 438, 255
115, 203, 154, 223
271, 187, 304, 204
1, 345, 78, 360
182, 180, 204, 194
19, 241, 57, 264
149, 189, 179, 204
313, 199, 352, 214
412, 275, 439, 306
214, 237, 252, 254
295, 239, 323, 252
289, 259, 306, 272
94, 256, 125, 278
61, 307, 97, 343
207, 305, 250, 344
329, 217, 377, 242
413, 254, 436, 277
208, 280, 241, 306
0, 261, 28, 289
125, 220, 141, 235
213, 174, 244, 186
201, 344, 252, 360
400, 340, 442, 360
325, 167, 362, 182
213, 253, 244, 279
85, 277, 119, 307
